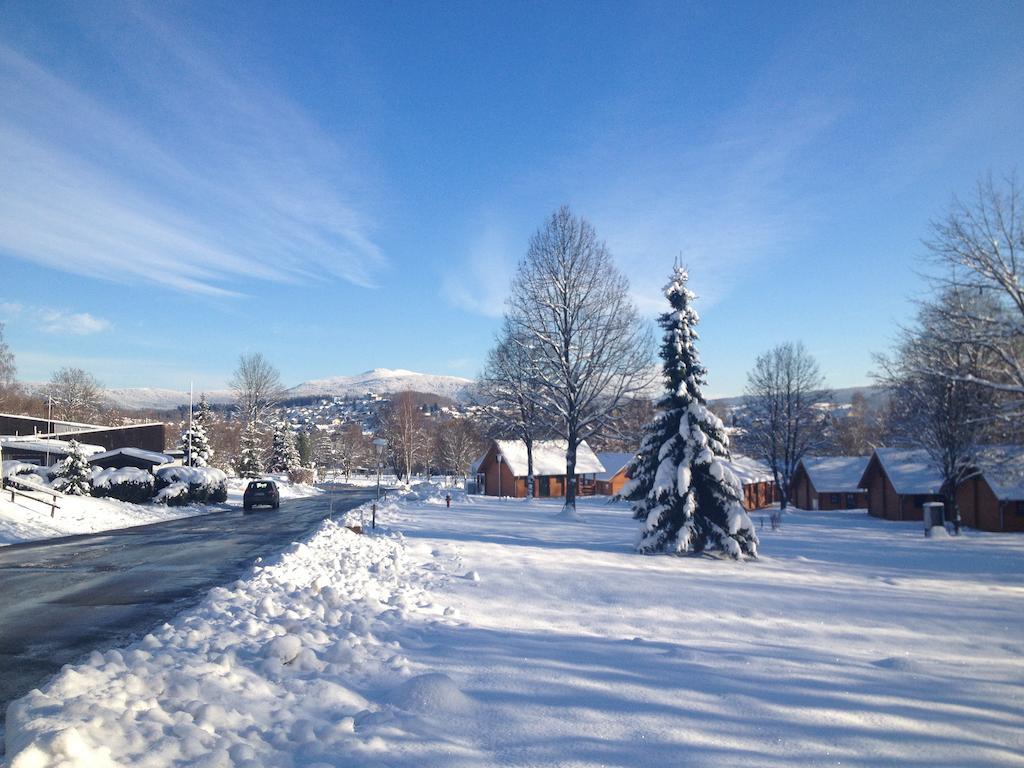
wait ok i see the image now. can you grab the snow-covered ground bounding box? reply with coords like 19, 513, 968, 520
6, 488, 1023, 766
0, 476, 321, 546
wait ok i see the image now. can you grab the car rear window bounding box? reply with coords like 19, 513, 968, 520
249, 482, 272, 490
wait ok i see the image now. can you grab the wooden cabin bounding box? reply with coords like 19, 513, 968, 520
474, 439, 605, 498
594, 452, 634, 496
956, 447, 1024, 532
859, 448, 944, 521
0, 414, 166, 454
791, 456, 870, 510
723, 455, 779, 511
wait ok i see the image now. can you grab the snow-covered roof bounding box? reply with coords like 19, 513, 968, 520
722, 455, 774, 486
88, 447, 173, 465
0, 437, 105, 456
799, 455, 870, 493
595, 453, 634, 482
872, 448, 944, 495
492, 439, 605, 477
975, 446, 1024, 501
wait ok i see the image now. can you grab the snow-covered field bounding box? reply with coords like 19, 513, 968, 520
6, 487, 1023, 766
0, 476, 321, 546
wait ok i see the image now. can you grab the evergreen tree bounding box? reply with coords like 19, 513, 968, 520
296, 430, 313, 467
624, 266, 759, 559
180, 394, 213, 467
236, 421, 264, 478
55, 440, 92, 496
269, 420, 300, 472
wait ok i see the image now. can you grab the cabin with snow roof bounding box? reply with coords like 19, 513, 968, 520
859, 448, 944, 521
791, 456, 870, 510
722, 455, 779, 511
955, 447, 1024, 532
474, 439, 605, 498
594, 452, 634, 496
88, 447, 174, 472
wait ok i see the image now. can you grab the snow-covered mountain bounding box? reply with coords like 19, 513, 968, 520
100, 369, 475, 411
285, 369, 474, 402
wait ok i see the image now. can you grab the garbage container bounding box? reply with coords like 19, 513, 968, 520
923, 502, 945, 537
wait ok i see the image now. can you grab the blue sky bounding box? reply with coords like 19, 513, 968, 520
1, 1, 1022, 397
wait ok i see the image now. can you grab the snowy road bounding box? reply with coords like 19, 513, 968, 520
0, 485, 374, 729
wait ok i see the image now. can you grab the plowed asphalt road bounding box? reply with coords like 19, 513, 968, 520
0, 485, 374, 741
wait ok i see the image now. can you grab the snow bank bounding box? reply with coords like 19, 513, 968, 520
6, 501, 477, 767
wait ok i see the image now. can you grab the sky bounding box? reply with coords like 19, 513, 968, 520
1, 1, 1022, 397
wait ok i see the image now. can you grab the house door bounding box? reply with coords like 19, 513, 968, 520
538, 476, 550, 497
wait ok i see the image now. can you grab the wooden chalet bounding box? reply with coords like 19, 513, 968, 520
859, 448, 944, 522
791, 456, 870, 510
723, 455, 779, 511
956, 447, 1024, 533
474, 439, 605, 498
594, 452, 634, 496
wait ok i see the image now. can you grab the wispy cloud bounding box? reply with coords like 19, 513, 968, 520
0, 10, 383, 297
442, 224, 516, 318
0, 302, 112, 335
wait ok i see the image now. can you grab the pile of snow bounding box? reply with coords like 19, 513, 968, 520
6, 502, 477, 767
405, 482, 467, 505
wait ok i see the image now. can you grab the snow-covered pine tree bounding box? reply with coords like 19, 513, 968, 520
269, 420, 300, 472
623, 266, 759, 559
55, 439, 92, 496
236, 421, 263, 478
180, 394, 213, 467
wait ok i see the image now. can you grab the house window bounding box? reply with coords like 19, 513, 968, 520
913, 495, 926, 508
829, 493, 841, 506
1016, 501, 1024, 517
845, 494, 856, 508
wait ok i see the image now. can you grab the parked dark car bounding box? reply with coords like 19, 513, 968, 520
243, 480, 280, 511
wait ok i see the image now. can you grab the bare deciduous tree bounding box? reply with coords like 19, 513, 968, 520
47, 367, 103, 422
478, 323, 548, 497
230, 353, 284, 426
332, 422, 369, 481
922, 174, 1024, 416
435, 418, 484, 484
875, 291, 999, 519
0, 322, 16, 409
507, 206, 654, 515
381, 391, 428, 483
740, 342, 830, 509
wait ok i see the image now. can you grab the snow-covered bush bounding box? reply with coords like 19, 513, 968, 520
91, 467, 155, 504
154, 466, 228, 504
288, 467, 316, 485
155, 481, 190, 506
2, 460, 39, 481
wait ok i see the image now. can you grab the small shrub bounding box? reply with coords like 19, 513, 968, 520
91, 467, 155, 503
156, 482, 190, 506
288, 467, 316, 485
154, 466, 228, 505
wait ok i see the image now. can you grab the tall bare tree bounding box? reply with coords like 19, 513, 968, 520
229, 353, 284, 426
478, 323, 548, 497
47, 367, 103, 422
333, 422, 369, 481
507, 206, 654, 515
921, 174, 1024, 417
875, 291, 999, 519
0, 322, 16, 410
740, 342, 830, 509
381, 391, 428, 483
435, 418, 484, 484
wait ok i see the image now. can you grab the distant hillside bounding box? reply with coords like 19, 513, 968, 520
285, 368, 474, 402
97, 368, 475, 411
709, 385, 887, 411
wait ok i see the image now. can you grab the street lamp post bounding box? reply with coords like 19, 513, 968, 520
372, 437, 387, 528
496, 453, 503, 498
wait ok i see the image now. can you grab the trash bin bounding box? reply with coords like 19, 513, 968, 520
923, 502, 945, 537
